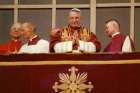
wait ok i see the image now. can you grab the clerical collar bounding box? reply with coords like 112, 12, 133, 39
28, 35, 40, 45
29, 35, 38, 42
112, 32, 120, 38
12, 39, 20, 42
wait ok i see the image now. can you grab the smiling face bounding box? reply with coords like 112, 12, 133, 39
21, 23, 35, 39
68, 11, 81, 28
10, 30, 21, 39
10, 23, 22, 39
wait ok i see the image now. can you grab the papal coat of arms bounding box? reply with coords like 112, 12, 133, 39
52, 66, 94, 93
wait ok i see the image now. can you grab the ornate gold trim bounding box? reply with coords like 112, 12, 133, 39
0, 60, 140, 66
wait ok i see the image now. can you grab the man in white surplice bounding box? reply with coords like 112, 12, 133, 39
50, 8, 101, 53
19, 22, 49, 54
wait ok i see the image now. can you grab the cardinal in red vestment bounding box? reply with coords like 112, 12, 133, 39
0, 23, 22, 55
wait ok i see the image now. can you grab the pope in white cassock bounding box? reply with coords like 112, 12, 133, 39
19, 22, 49, 54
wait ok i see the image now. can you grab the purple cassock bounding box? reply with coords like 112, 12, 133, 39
104, 33, 135, 52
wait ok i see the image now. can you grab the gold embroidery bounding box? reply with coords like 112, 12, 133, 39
61, 28, 70, 41
61, 26, 91, 42
53, 66, 94, 93
80, 28, 90, 41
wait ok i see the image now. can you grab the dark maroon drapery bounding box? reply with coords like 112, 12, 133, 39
0, 53, 140, 93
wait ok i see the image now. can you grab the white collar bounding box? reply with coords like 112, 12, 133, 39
29, 35, 38, 42
14, 40, 18, 42
12, 39, 19, 42
112, 32, 120, 38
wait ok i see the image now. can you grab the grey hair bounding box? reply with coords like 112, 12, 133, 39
105, 18, 120, 29
11, 23, 22, 32
70, 8, 81, 14
22, 22, 36, 32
